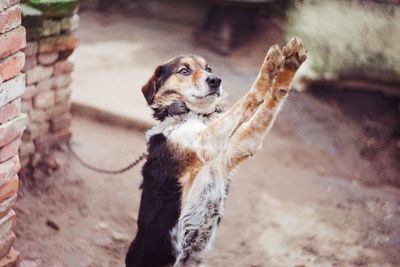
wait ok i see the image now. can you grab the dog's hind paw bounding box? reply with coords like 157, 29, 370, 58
282, 37, 307, 71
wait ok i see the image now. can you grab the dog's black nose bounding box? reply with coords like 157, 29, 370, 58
206, 75, 221, 89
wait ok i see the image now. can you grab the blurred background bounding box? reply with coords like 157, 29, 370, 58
9, 0, 400, 266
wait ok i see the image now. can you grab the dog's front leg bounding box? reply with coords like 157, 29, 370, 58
223, 37, 307, 173
196, 45, 285, 161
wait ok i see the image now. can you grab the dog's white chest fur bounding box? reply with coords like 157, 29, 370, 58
148, 114, 227, 264
172, 164, 226, 264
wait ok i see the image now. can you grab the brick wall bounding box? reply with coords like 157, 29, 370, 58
0, 0, 27, 265
19, 1, 78, 168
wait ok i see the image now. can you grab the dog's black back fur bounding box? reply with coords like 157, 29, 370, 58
126, 133, 183, 267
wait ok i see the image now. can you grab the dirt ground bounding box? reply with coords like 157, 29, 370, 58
14, 9, 400, 267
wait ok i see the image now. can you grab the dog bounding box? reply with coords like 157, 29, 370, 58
126, 37, 307, 267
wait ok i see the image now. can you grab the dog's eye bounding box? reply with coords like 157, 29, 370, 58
205, 66, 212, 73
179, 68, 191, 76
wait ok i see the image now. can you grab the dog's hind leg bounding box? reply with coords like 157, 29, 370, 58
196, 45, 284, 161
223, 37, 307, 173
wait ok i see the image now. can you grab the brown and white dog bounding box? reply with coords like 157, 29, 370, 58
126, 37, 307, 267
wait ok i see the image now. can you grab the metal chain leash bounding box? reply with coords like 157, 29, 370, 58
67, 142, 147, 174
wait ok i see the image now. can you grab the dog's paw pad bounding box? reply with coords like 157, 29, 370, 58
264, 45, 284, 79
282, 37, 307, 71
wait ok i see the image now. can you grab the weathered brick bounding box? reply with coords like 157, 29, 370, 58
0, 177, 18, 205
22, 41, 38, 57
50, 112, 71, 132
0, 247, 19, 267
0, 114, 27, 147
37, 52, 58, 65
19, 140, 34, 158
0, 5, 21, 34
21, 99, 32, 113
22, 121, 48, 141
0, 156, 19, 182
0, 26, 26, 60
61, 14, 79, 32
0, 136, 21, 162
55, 86, 71, 103
0, 98, 20, 124
25, 65, 53, 85
28, 108, 46, 123
53, 60, 73, 75
32, 90, 55, 108
39, 33, 78, 54
0, 52, 24, 83
0, 194, 16, 220
0, 73, 25, 107
0, 231, 15, 260
22, 55, 37, 72
0, 0, 18, 12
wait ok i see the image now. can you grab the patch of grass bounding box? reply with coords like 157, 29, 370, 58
286, 0, 400, 83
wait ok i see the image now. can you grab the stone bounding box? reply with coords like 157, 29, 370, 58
35, 77, 54, 91
21, 99, 32, 113
0, 0, 19, 12
61, 14, 79, 32
0, 178, 18, 207
0, 114, 27, 147
39, 33, 78, 54
0, 51, 24, 83
19, 141, 34, 158
25, 65, 53, 85
53, 74, 71, 88
22, 85, 37, 100
53, 60, 73, 75
57, 49, 73, 60
0, 73, 25, 107
0, 98, 21, 124
35, 128, 71, 151
23, 121, 49, 141
28, 0, 79, 18
19, 3, 43, 28
22, 55, 37, 72
0, 230, 15, 260
0, 156, 19, 182
45, 100, 70, 119
0, 247, 19, 267
22, 41, 38, 57
50, 113, 71, 132
20, 154, 29, 167
38, 19, 61, 37
0, 5, 21, 34
28, 109, 46, 122
0, 26, 26, 60
37, 52, 58, 65
55, 86, 70, 103
32, 90, 55, 108
0, 194, 16, 220
0, 136, 21, 162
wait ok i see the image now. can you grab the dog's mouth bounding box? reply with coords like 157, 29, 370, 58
193, 89, 221, 99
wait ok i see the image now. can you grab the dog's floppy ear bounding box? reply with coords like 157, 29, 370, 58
142, 66, 163, 105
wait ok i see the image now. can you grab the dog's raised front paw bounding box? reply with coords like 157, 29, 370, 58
282, 37, 307, 71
